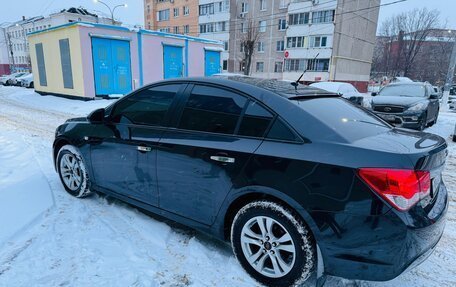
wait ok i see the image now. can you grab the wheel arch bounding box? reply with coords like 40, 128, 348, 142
53, 137, 73, 171
220, 188, 321, 244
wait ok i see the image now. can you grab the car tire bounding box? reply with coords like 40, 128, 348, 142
57, 145, 93, 198
30, 82, 34, 89
419, 113, 427, 131
231, 201, 315, 287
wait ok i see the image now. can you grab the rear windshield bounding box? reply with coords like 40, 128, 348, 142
379, 85, 426, 97
291, 98, 391, 142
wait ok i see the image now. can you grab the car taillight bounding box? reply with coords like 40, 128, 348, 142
358, 168, 431, 211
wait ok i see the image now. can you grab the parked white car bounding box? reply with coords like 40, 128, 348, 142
0, 72, 27, 86
11, 73, 31, 86
18, 73, 34, 88
310, 81, 364, 105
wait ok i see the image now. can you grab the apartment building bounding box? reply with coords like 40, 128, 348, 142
1, 7, 116, 73
198, 0, 231, 71
228, 0, 289, 78
144, 0, 199, 36
283, 0, 380, 91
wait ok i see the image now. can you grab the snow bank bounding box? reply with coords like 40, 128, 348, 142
0, 131, 54, 247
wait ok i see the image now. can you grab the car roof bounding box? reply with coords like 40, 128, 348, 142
386, 82, 427, 87
153, 76, 339, 101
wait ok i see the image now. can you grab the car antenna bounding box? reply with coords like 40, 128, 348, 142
291, 53, 320, 91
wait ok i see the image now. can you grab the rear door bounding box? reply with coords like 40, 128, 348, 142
156, 84, 274, 225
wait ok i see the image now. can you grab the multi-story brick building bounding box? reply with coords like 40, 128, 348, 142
144, 0, 199, 36
143, 0, 380, 91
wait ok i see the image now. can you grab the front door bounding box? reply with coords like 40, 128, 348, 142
156, 84, 274, 225
92, 37, 132, 96
90, 84, 184, 205
163, 45, 183, 79
204, 50, 221, 76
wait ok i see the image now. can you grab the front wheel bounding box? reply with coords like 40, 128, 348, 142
57, 145, 93, 198
231, 201, 315, 287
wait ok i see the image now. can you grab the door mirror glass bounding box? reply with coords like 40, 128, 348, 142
371, 92, 378, 97
429, 94, 439, 100
88, 108, 105, 123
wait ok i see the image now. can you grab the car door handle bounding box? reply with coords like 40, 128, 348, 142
210, 155, 235, 163
137, 146, 152, 152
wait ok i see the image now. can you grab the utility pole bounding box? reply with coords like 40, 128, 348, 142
442, 32, 456, 112
93, 0, 127, 25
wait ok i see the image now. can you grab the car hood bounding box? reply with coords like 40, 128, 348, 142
372, 96, 426, 107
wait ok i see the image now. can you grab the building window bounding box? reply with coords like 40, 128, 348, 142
240, 43, 244, 52
307, 59, 330, 71
312, 10, 335, 24
257, 41, 264, 52
157, 9, 170, 21
183, 25, 190, 34
199, 21, 227, 33
223, 60, 228, 70
286, 36, 306, 48
284, 59, 306, 72
289, 13, 310, 25
259, 20, 266, 32
174, 8, 179, 17
241, 22, 247, 33
147, 21, 151, 29
183, 6, 190, 16
310, 36, 328, 48
224, 41, 229, 51
279, 0, 289, 9
256, 62, 264, 72
173, 26, 179, 34
241, 2, 249, 13
276, 40, 284, 51
147, 4, 150, 14
159, 27, 170, 33
278, 19, 286, 30
199, 3, 215, 15
260, 0, 267, 11
274, 62, 283, 73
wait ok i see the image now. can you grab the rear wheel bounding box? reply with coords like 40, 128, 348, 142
231, 201, 315, 287
29, 82, 34, 89
57, 145, 92, 198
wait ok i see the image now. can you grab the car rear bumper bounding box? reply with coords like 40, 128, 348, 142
320, 182, 448, 281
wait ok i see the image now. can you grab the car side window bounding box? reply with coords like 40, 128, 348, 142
266, 118, 299, 142
238, 101, 273, 137
111, 84, 181, 126
178, 85, 247, 135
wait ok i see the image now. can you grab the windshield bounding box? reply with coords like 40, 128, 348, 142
379, 84, 426, 97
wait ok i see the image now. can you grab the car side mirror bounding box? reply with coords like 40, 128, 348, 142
371, 92, 378, 97
429, 94, 439, 100
88, 108, 105, 123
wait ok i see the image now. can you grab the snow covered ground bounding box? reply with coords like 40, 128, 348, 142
0, 86, 455, 287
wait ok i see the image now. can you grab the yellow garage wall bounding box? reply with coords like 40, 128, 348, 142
29, 26, 85, 97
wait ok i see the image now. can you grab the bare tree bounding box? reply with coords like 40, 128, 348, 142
239, 19, 259, 76
373, 8, 442, 80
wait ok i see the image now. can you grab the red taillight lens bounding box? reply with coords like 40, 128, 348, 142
358, 168, 431, 211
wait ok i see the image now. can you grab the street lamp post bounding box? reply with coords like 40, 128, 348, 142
93, 0, 127, 25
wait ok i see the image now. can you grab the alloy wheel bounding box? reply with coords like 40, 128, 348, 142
240, 216, 296, 278
59, 153, 82, 191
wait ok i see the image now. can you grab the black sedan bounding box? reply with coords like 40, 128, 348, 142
369, 82, 440, 130
53, 76, 448, 287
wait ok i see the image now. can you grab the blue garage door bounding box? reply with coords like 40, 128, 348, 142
92, 37, 132, 96
163, 45, 183, 79
204, 50, 221, 76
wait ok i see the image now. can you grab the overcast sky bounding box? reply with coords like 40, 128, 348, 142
0, 0, 455, 32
